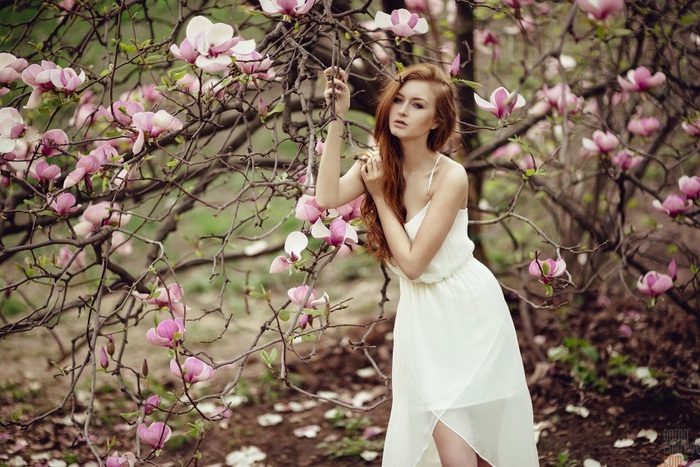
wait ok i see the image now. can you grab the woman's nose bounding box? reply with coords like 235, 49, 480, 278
398, 104, 408, 115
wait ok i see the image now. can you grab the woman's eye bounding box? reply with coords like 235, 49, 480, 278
393, 97, 403, 103
413, 103, 424, 109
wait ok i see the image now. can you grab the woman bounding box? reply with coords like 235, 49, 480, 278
316, 63, 539, 467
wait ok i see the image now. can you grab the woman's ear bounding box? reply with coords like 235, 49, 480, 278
431, 118, 439, 130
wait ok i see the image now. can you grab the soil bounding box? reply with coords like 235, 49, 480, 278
1, 290, 699, 467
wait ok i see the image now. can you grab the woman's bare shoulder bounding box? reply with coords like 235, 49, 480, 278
438, 157, 468, 188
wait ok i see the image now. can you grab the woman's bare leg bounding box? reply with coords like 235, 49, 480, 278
433, 421, 477, 467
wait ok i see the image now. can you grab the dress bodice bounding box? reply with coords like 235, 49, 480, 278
387, 203, 475, 283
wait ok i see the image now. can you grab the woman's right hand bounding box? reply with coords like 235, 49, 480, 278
323, 66, 350, 119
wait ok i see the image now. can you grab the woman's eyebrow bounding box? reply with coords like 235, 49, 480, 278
396, 92, 428, 103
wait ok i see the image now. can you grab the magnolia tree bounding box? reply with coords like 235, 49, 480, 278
0, 0, 698, 462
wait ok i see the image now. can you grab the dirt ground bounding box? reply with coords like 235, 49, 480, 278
1, 289, 699, 466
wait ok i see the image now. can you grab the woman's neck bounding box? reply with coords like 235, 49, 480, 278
400, 143, 439, 174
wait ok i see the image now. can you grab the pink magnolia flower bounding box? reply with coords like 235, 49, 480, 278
314, 138, 324, 155
259, 0, 315, 16
311, 217, 359, 247
627, 117, 659, 137
636, 271, 673, 297
528, 257, 567, 284
70, 91, 97, 127
333, 194, 364, 221
270, 231, 308, 273
144, 395, 161, 416
137, 84, 162, 104
97, 100, 145, 126
63, 154, 102, 189
667, 259, 677, 281
106, 451, 135, 467
183, 16, 245, 73
146, 317, 186, 348
502, 0, 533, 7
21, 61, 85, 108
258, 98, 268, 117
287, 284, 327, 309
678, 175, 700, 200
295, 194, 324, 223
404, 0, 444, 14
0, 53, 28, 96
55, 246, 86, 271
234, 50, 273, 77
89, 144, 120, 164
170, 356, 216, 384
681, 118, 700, 137
49, 192, 81, 215
170, 37, 199, 64
137, 421, 171, 449
610, 149, 643, 170
99, 345, 109, 369
577, 0, 624, 21
0, 107, 28, 154
474, 29, 501, 61
29, 160, 61, 182
449, 54, 460, 78
652, 194, 693, 217
73, 201, 130, 236
21, 61, 58, 108
490, 141, 522, 161
474, 87, 526, 119
131, 110, 183, 154
541, 83, 580, 116
176, 73, 201, 95
40, 129, 69, 157
134, 283, 187, 316
374, 9, 429, 37
582, 130, 618, 154
49, 66, 86, 93
617, 66, 666, 92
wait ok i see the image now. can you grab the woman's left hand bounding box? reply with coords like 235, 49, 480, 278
360, 156, 385, 199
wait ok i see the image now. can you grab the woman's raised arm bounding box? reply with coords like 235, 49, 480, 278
315, 68, 366, 209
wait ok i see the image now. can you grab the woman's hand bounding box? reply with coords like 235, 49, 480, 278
360, 155, 385, 199
323, 66, 350, 119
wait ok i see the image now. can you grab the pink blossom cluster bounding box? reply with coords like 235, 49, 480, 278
73, 201, 131, 237
535, 83, 581, 117
288, 284, 328, 329
21, 59, 86, 108
652, 175, 699, 218
170, 16, 272, 76
0, 53, 28, 97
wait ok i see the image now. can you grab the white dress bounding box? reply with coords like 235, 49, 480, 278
382, 168, 540, 466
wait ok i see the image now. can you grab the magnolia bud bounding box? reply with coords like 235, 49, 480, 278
142, 358, 149, 377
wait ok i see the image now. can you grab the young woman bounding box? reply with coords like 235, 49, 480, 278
315, 63, 539, 467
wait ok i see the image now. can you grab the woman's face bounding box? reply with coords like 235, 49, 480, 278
388, 80, 438, 143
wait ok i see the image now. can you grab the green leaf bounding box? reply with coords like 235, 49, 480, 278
119, 42, 137, 54
278, 310, 291, 321
261, 348, 277, 367
454, 78, 482, 89
301, 333, 317, 342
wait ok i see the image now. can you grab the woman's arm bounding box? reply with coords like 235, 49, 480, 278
315, 68, 366, 209
362, 157, 468, 280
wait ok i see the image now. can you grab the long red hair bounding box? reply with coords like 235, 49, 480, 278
361, 63, 457, 262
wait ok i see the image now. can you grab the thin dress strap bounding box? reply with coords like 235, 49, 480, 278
427, 155, 442, 197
